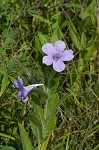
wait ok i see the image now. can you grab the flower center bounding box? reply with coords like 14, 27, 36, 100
52, 53, 61, 61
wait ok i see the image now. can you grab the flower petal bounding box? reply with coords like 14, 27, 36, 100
18, 91, 22, 99
25, 84, 43, 93
54, 40, 66, 52
30, 84, 44, 87
42, 43, 55, 56
18, 89, 28, 99
13, 81, 19, 88
61, 50, 74, 61
24, 85, 34, 93
53, 60, 65, 72
17, 76, 23, 86
43, 56, 53, 66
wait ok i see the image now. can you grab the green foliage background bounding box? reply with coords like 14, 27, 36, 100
0, 0, 99, 150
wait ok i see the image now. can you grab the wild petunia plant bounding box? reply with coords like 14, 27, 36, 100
42, 40, 74, 72
0, 0, 98, 149
13, 76, 43, 102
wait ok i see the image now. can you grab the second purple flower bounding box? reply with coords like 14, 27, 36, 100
13, 76, 43, 102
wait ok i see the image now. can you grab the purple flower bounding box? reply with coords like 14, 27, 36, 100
42, 40, 74, 72
13, 76, 43, 101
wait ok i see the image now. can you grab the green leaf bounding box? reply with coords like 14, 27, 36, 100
35, 36, 42, 54
0, 132, 15, 140
69, 19, 81, 49
81, 0, 96, 24
0, 68, 7, 75
32, 88, 48, 102
31, 92, 44, 119
0, 145, 16, 150
0, 75, 9, 97
28, 11, 50, 25
85, 44, 96, 59
51, 27, 62, 43
18, 122, 33, 150
44, 93, 59, 119
48, 74, 59, 90
41, 135, 50, 150
46, 114, 56, 134
84, 36, 97, 49
93, 144, 99, 150
29, 112, 43, 141
81, 32, 86, 49
79, 16, 92, 30
62, 3, 81, 9
38, 32, 48, 45
51, 12, 61, 29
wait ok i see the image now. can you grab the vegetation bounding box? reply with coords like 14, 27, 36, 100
0, 0, 98, 149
